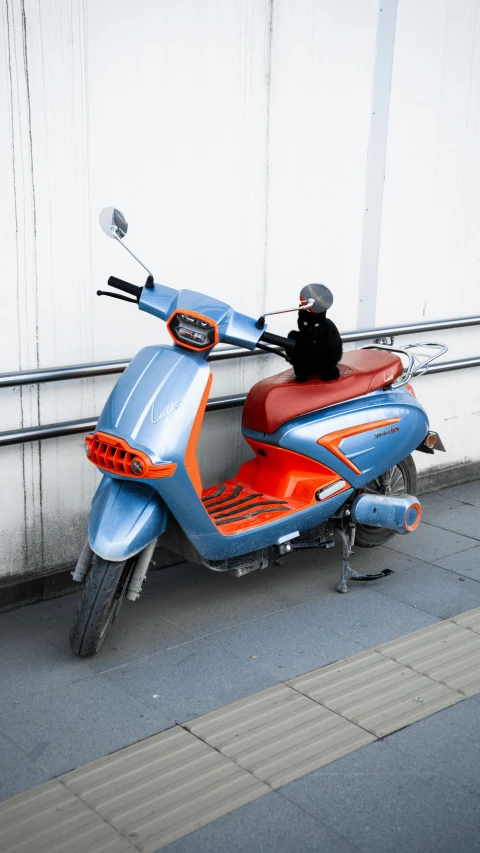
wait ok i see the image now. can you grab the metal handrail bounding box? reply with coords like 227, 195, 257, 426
0, 356, 478, 447
1, 314, 479, 388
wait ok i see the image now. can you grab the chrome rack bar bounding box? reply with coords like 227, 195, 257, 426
0, 358, 478, 447
340, 314, 480, 343
1, 315, 479, 389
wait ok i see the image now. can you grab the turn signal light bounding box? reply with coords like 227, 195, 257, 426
85, 432, 177, 479
425, 433, 437, 449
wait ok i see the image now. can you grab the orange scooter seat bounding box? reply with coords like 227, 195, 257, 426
242, 349, 404, 435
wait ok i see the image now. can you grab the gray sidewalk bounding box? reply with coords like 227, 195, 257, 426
1, 480, 480, 851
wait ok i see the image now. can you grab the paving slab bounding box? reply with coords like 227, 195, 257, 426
0, 673, 168, 777
71, 613, 196, 671
0, 632, 95, 702
417, 491, 466, 522
372, 560, 480, 618
138, 560, 313, 639
385, 698, 480, 799
385, 522, 479, 561
432, 545, 480, 580
0, 731, 51, 803
439, 481, 480, 502
0, 779, 136, 853
422, 504, 480, 540
101, 638, 277, 722
204, 606, 365, 680
0, 611, 37, 644
280, 741, 480, 853
10, 592, 80, 626
186, 684, 375, 788
343, 543, 422, 574
140, 544, 418, 642
288, 649, 463, 737
61, 726, 268, 853
293, 585, 440, 647
162, 789, 361, 853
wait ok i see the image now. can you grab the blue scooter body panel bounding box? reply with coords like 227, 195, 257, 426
243, 386, 428, 489
139, 284, 264, 350
96, 345, 211, 465
87, 281, 432, 565
92, 344, 355, 560
89, 476, 169, 560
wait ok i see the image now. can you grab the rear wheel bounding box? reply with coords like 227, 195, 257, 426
69, 554, 136, 656
354, 455, 417, 548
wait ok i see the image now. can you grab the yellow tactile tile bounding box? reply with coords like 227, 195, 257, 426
61, 726, 268, 852
450, 606, 480, 635
378, 620, 480, 697
288, 649, 463, 737
185, 683, 375, 788
0, 779, 135, 853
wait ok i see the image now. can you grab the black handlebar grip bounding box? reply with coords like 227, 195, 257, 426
260, 330, 296, 353
108, 276, 143, 299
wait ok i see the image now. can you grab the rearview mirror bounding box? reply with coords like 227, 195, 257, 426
300, 283, 333, 313
99, 207, 128, 239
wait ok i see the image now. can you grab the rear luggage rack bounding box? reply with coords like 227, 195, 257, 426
363, 343, 448, 387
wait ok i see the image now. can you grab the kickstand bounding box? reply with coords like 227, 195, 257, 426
336, 526, 393, 593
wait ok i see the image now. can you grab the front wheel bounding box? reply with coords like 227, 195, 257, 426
354, 455, 418, 548
69, 554, 136, 656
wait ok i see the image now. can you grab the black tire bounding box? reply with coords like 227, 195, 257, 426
354, 455, 417, 548
69, 554, 135, 656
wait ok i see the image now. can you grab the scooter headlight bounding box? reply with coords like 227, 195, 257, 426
168, 312, 217, 349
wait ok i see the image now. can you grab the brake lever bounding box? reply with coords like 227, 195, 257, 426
97, 290, 138, 304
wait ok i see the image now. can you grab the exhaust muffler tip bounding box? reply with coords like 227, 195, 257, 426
351, 493, 421, 534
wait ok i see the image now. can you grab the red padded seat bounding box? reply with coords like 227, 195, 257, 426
242, 349, 403, 434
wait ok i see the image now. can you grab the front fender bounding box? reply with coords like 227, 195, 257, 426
88, 476, 169, 561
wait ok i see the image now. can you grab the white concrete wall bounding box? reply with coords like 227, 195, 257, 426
0, 0, 478, 582
376, 0, 480, 476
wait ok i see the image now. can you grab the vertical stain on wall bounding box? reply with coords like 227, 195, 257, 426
20, 0, 44, 564
261, 0, 274, 314
5, 0, 29, 567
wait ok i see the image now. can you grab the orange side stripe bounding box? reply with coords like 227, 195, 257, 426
317, 418, 401, 475
185, 372, 213, 495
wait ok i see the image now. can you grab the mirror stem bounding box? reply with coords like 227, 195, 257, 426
114, 234, 153, 276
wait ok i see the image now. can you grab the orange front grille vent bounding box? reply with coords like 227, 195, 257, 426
85, 432, 176, 479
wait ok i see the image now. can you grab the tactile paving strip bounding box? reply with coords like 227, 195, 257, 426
450, 606, 480, 634
0, 780, 135, 853
288, 650, 463, 737
5, 609, 480, 852
378, 620, 480, 697
185, 683, 375, 788
61, 726, 268, 852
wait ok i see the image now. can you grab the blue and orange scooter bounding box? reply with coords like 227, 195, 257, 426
70, 207, 447, 655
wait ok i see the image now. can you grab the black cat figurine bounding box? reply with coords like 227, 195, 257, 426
288, 286, 343, 383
